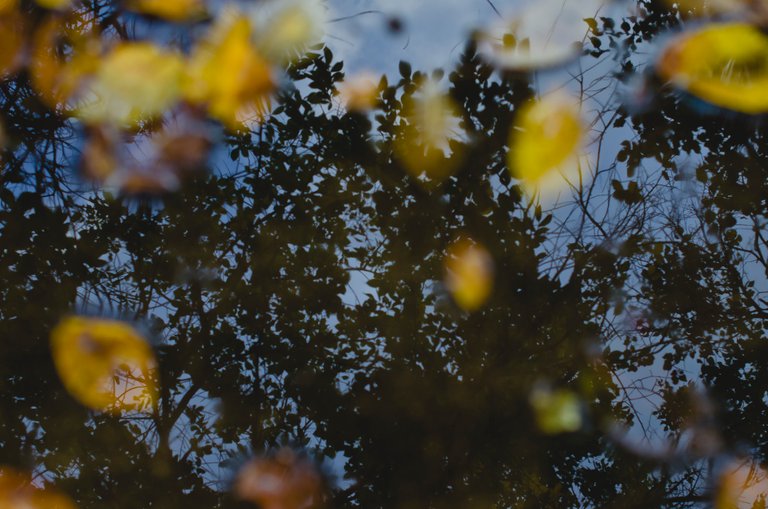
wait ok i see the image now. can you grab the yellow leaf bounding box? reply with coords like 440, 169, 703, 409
0, 0, 17, 14
657, 23, 768, 114
34, 0, 73, 10
30, 15, 101, 109
0, 468, 77, 509
444, 238, 494, 312
249, 0, 326, 64
530, 387, 582, 434
126, 0, 206, 21
508, 93, 585, 197
715, 458, 768, 509
0, 7, 25, 79
50, 316, 159, 414
661, 0, 767, 19
184, 11, 275, 129
235, 449, 324, 509
339, 71, 380, 112
394, 80, 464, 184
76, 42, 185, 126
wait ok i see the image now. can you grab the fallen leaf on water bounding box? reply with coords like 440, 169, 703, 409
508, 93, 586, 197
444, 238, 494, 312
657, 23, 768, 115
235, 449, 324, 509
394, 80, 464, 184
30, 14, 101, 109
338, 71, 380, 112
715, 458, 768, 509
530, 386, 582, 434
126, 0, 207, 21
249, 0, 327, 64
34, 0, 73, 10
0, 7, 26, 79
184, 10, 275, 129
0, 467, 77, 509
50, 316, 159, 414
76, 42, 185, 126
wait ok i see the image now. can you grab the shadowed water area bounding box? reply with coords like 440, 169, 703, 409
2, 0, 768, 507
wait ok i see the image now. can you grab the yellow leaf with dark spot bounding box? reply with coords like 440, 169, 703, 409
50, 316, 158, 414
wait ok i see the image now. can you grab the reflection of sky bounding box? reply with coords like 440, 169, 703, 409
325, 0, 513, 75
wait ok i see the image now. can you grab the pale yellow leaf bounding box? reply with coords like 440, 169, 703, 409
508, 93, 585, 197
76, 42, 185, 126
444, 238, 494, 312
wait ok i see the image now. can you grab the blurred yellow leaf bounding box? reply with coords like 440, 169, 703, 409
508, 93, 585, 197
661, 0, 768, 19
184, 11, 275, 129
394, 80, 464, 183
30, 15, 101, 109
34, 0, 73, 10
530, 387, 582, 434
444, 238, 494, 312
235, 449, 324, 509
249, 0, 326, 64
657, 23, 768, 114
76, 42, 185, 126
0, 0, 17, 14
0, 467, 77, 509
126, 0, 206, 21
0, 7, 25, 79
80, 125, 119, 182
716, 458, 768, 509
339, 71, 379, 112
50, 316, 158, 414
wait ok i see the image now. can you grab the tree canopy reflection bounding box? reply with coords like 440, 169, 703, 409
1, 0, 768, 508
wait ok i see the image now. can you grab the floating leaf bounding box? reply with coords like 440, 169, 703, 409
0, 468, 77, 509
50, 316, 159, 414
34, 0, 73, 10
235, 449, 324, 509
82, 114, 211, 193
30, 15, 101, 109
339, 71, 380, 112
0, 7, 25, 79
184, 10, 275, 129
249, 0, 326, 64
394, 80, 464, 183
508, 93, 586, 197
657, 23, 768, 114
530, 387, 582, 434
76, 42, 185, 126
0, 0, 17, 14
661, 0, 768, 20
477, 0, 606, 71
715, 458, 768, 509
126, 0, 207, 21
444, 238, 494, 312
